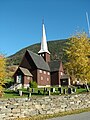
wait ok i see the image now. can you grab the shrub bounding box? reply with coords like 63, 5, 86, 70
29, 81, 37, 88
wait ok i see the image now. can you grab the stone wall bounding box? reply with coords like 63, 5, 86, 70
0, 93, 90, 120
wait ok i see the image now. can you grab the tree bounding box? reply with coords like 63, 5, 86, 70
29, 81, 37, 88
65, 32, 90, 89
0, 54, 6, 95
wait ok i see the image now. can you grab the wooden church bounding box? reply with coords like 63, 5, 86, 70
13, 23, 70, 88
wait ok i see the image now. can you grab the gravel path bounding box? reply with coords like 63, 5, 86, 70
48, 111, 90, 120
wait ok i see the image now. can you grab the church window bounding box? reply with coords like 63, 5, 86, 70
44, 71, 46, 74
41, 76, 43, 80
47, 72, 50, 75
39, 70, 42, 73
27, 77, 30, 80
60, 72, 63, 76
47, 78, 49, 81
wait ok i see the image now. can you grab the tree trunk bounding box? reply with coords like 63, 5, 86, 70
85, 84, 89, 92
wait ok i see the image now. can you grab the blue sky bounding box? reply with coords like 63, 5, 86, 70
0, 0, 90, 56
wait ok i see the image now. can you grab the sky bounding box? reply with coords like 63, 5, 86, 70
0, 0, 90, 56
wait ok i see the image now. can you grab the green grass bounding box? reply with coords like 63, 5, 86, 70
3, 89, 27, 98
76, 88, 87, 93
1, 86, 89, 99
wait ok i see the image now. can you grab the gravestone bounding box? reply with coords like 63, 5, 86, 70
19, 90, 22, 96
58, 87, 63, 94
48, 90, 50, 96
27, 87, 30, 92
38, 90, 41, 95
28, 92, 31, 99
45, 88, 48, 92
68, 87, 72, 94
63, 89, 67, 94
51, 88, 55, 92
72, 88, 76, 93
77, 86, 81, 89
44, 88, 47, 92
43, 88, 47, 95
32, 88, 34, 93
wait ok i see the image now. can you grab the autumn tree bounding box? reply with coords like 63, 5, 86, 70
0, 54, 6, 95
65, 32, 90, 88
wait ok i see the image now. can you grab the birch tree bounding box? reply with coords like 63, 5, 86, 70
65, 32, 90, 88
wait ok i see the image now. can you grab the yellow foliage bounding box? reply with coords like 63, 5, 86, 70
65, 32, 90, 83
0, 55, 6, 93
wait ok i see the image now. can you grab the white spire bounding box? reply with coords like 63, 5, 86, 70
38, 22, 50, 54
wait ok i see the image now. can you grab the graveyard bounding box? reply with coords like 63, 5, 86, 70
2, 86, 88, 99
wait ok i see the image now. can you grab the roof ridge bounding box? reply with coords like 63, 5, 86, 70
26, 50, 50, 71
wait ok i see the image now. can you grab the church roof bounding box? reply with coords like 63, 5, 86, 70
19, 67, 33, 76
61, 74, 69, 79
49, 60, 64, 72
27, 50, 50, 71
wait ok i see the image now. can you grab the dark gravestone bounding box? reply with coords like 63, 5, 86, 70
32, 88, 34, 93
58, 87, 62, 94
27, 87, 30, 92
68, 88, 72, 94
63, 89, 67, 94
44, 87, 46, 92
44, 88, 47, 92
43, 88, 46, 95
77, 86, 81, 89
28, 92, 31, 99
38, 90, 41, 95
72, 88, 76, 93
50, 88, 53, 92
48, 90, 50, 96
27, 87, 31, 99
51, 88, 55, 92
45, 88, 48, 92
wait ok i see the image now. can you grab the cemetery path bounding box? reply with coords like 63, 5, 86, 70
48, 111, 90, 120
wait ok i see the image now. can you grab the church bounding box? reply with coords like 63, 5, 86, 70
13, 23, 70, 88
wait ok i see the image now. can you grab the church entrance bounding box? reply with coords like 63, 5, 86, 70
16, 75, 22, 84
60, 78, 68, 86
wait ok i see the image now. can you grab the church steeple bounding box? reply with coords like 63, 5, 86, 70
38, 21, 50, 62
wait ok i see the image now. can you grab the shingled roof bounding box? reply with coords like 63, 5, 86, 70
49, 60, 63, 72
27, 50, 50, 71
19, 67, 33, 76
61, 74, 69, 79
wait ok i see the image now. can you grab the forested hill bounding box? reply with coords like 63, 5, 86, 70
7, 39, 68, 66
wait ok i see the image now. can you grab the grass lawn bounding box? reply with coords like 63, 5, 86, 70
1, 86, 89, 99
3, 90, 27, 98
76, 88, 87, 93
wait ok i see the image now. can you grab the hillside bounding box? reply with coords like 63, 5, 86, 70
7, 39, 68, 66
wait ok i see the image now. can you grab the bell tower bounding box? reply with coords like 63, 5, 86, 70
38, 21, 50, 63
